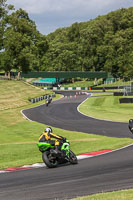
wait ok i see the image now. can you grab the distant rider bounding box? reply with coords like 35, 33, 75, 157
38, 127, 66, 154
46, 96, 50, 103
129, 119, 133, 134
49, 96, 52, 103
45, 96, 52, 105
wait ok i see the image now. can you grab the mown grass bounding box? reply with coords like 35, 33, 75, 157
79, 95, 133, 122
61, 80, 94, 87
71, 189, 133, 200
0, 80, 51, 110
61, 79, 132, 88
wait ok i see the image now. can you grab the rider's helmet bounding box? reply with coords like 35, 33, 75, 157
45, 127, 52, 133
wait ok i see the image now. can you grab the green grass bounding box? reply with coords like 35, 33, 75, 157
61, 79, 132, 88
79, 95, 133, 122
61, 80, 94, 87
0, 80, 52, 110
71, 189, 133, 200
97, 79, 132, 87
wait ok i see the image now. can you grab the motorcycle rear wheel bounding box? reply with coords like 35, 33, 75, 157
42, 151, 58, 168
69, 150, 78, 164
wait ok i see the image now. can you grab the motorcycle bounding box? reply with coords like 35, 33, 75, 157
129, 119, 133, 134
46, 99, 49, 106
37, 140, 78, 168
46, 97, 52, 107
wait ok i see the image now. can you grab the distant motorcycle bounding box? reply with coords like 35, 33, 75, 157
129, 119, 133, 134
37, 139, 78, 168
46, 97, 52, 107
46, 99, 50, 106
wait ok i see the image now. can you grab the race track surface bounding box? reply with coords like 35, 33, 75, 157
1, 91, 133, 200
23, 91, 131, 138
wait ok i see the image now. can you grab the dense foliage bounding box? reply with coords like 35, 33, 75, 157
45, 7, 133, 78
0, 0, 133, 79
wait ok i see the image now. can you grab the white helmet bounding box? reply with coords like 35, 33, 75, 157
45, 127, 52, 133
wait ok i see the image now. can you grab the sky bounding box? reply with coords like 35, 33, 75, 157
7, 0, 133, 35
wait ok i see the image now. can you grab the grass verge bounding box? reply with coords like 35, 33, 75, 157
79, 95, 133, 122
71, 189, 133, 200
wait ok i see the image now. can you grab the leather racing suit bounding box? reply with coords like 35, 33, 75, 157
38, 131, 66, 151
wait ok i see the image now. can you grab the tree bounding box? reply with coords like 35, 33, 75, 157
3, 8, 48, 77
0, 51, 13, 77
33, 34, 49, 71
67, 22, 80, 42
0, 0, 14, 50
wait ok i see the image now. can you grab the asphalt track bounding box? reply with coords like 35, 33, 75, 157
23, 91, 131, 138
1, 91, 133, 200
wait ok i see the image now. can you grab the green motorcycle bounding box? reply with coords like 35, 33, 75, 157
37, 140, 78, 168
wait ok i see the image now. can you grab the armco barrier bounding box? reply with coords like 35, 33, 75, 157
52, 87, 88, 90
119, 98, 133, 103
91, 86, 124, 90
114, 92, 124, 96
29, 94, 56, 103
45, 86, 124, 91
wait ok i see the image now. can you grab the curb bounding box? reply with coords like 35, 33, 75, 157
77, 150, 112, 160
0, 150, 112, 174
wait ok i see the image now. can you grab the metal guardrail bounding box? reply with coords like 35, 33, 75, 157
29, 94, 56, 103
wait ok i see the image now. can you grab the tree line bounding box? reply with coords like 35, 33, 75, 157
0, 0, 133, 79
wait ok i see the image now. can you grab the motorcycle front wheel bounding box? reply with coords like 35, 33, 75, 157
69, 150, 78, 164
42, 151, 58, 168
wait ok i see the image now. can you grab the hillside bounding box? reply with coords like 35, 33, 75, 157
0, 80, 50, 110
42, 7, 133, 78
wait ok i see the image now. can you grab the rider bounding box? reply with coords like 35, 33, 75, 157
46, 96, 52, 105
129, 119, 133, 134
49, 96, 52, 103
46, 96, 50, 102
38, 127, 66, 154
